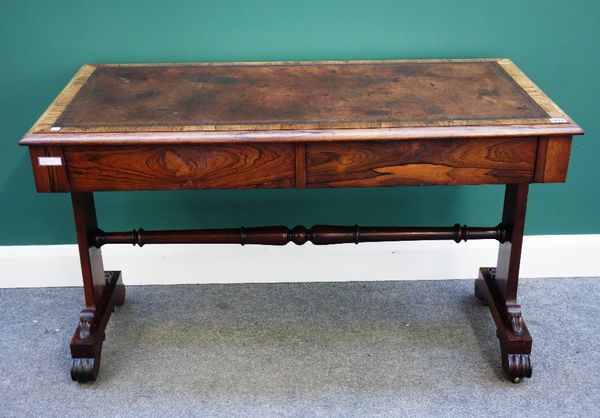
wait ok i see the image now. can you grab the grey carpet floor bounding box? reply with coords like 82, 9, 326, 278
1, 278, 599, 418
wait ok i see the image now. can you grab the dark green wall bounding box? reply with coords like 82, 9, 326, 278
1, 0, 598, 245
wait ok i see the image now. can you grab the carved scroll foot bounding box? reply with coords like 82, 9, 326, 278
70, 271, 124, 383
70, 307, 103, 383
502, 352, 532, 383
476, 268, 533, 383
70, 357, 98, 383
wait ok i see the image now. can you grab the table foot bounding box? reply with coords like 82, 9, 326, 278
71, 357, 98, 383
476, 267, 532, 383
503, 352, 532, 384
70, 271, 124, 383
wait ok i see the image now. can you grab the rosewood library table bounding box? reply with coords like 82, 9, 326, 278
20, 59, 583, 383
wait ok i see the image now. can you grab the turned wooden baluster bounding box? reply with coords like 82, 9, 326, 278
93, 223, 508, 247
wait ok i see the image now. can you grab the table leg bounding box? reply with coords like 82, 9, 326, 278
69, 192, 125, 382
475, 184, 532, 383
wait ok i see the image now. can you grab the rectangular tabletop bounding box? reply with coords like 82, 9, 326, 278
21, 59, 582, 145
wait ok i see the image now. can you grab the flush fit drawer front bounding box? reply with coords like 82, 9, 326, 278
305, 138, 537, 188
64, 143, 295, 191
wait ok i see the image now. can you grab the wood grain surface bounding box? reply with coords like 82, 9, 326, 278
306, 138, 537, 187
534, 136, 572, 182
64, 143, 295, 191
29, 135, 576, 192
28, 146, 70, 192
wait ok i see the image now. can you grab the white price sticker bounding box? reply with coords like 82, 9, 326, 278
38, 156, 63, 166
549, 118, 567, 124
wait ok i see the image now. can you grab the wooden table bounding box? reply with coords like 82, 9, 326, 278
21, 59, 583, 383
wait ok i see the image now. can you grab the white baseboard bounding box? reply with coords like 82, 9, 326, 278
1, 235, 599, 288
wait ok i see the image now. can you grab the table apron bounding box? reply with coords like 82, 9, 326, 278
27, 136, 572, 192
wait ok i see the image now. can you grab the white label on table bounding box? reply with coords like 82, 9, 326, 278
50, 126, 62, 131
38, 156, 63, 166
549, 118, 567, 123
